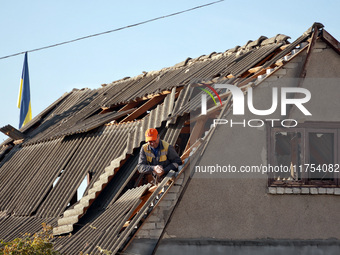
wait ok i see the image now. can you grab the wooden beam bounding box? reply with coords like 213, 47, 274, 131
100, 101, 140, 114
248, 66, 262, 73
0, 124, 25, 140
180, 138, 203, 162
87, 172, 92, 186
118, 101, 141, 112
141, 90, 171, 100
140, 87, 183, 100
183, 118, 207, 154
198, 95, 232, 158
280, 44, 291, 50
180, 126, 190, 134
190, 104, 222, 123
102, 87, 184, 115
322, 29, 340, 54
126, 189, 154, 222
119, 95, 165, 123
13, 139, 24, 145
300, 25, 319, 79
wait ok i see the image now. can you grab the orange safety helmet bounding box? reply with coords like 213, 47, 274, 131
145, 128, 158, 142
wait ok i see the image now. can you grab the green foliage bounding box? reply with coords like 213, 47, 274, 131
0, 223, 60, 255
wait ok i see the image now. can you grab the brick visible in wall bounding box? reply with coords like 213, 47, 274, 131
137, 230, 151, 238
335, 188, 340, 195
268, 187, 276, 194
135, 172, 187, 240
310, 188, 318, 195
265, 76, 278, 82
273, 69, 287, 76
290, 56, 303, 63
158, 200, 173, 207
318, 188, 326, 194
142, 222, 156, 230
156, 222, 165, 229
174, 176, 184, 186
284, 188, 293, 194
327, 188, 334, 195
268, 187, 340, 195
162, 193, 178, 201
276, 187, 284, 194
149, 229, 163, 238
284, 62, 299, 69
169, 185, 181, 193
301, 188, 310, 194
293, 188, 301, 194
148, 215, 161, 222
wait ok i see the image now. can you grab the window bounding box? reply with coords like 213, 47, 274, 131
268, 122, 340, 187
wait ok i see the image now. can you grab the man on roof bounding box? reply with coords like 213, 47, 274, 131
138, 128, 182, 184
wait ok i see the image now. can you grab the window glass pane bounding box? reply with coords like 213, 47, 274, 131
274, 132, 302, 181
309, 132, 334, 180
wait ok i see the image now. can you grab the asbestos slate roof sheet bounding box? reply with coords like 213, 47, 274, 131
0, 216, 57, 242
55, 184, 150, 254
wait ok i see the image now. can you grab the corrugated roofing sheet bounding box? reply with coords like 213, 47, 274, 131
0, 137, 81, 216
55, 184, 150, 254
225, 43, 282, 77
47, 108, 136, 140
0, 216, 56, 242
164, 116, 186, 146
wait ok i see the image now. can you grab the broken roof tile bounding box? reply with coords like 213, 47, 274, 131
247, 36, 268, 48
275, 34, 291, 43
261, 36, 277, 46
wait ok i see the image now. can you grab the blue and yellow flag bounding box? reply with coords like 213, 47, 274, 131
17, 52, 32, 129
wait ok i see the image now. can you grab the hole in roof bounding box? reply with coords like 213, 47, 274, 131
53, 169, 64, 188
77, 175, 88, 201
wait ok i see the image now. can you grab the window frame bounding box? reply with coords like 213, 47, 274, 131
267, 122, 340, 187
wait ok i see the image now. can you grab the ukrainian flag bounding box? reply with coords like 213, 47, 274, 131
17, 52, 32, 129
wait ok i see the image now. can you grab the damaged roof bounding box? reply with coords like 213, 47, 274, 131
0, 22, 339, 254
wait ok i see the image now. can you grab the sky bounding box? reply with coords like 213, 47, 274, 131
1, 0, 339, 143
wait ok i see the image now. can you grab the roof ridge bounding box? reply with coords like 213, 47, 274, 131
100, 33, 291, 89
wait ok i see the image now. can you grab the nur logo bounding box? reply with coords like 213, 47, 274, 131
198, 84, 223, 115
200, 84, 312, 116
